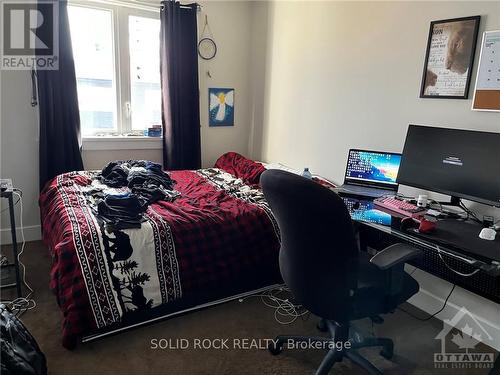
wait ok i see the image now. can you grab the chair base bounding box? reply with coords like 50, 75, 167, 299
268, 319, 393, 375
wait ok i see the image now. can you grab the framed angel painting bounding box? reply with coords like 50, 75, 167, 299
209, 88, 234, 126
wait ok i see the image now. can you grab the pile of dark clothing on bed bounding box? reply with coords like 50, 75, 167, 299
89, 160, 180, 230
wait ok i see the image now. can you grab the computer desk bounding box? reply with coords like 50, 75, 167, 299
341, 195, 500, 304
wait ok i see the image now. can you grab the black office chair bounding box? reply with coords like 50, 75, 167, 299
261, 169, 421, 375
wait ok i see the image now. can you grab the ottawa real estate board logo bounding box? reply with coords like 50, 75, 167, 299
434, 307, 495, 369
1, 0, 59, 70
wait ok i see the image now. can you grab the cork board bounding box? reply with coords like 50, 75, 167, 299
472, 30, 500, 111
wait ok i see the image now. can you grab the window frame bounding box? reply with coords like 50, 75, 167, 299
68, 0, 160, 137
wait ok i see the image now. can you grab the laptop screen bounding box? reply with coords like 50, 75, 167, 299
343, 197, 392, 226
345, 150, 401, 188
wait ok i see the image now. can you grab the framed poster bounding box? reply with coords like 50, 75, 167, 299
420, 16, 480, 99
209, 88, 234, 127
472, 30, 500, 112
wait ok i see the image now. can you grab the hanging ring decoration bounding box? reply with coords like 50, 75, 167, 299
198, 15, 217, 60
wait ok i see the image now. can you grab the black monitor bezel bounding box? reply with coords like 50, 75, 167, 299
344, 149, 402, 190
397, 125, 500, 208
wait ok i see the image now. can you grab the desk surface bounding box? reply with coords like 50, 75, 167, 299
342, 196, 500, 264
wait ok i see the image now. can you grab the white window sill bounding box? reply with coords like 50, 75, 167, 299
82, 136, 163, 151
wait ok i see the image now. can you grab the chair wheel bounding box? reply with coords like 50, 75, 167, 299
268, 341, 284, 356
317, 319, 327, 332
380, 347, 393, 360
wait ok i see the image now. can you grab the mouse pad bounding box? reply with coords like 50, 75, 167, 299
412, 219, 500, 263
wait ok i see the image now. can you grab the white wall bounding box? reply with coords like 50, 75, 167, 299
248, 1, 270, 160
256, 0, 500, 350
258, 1, 500, 180
198, 1, 255, 167
0, 70, 41, 243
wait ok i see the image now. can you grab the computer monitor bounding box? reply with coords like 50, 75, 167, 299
344, 149, 401, 189
397, 125, 500, 208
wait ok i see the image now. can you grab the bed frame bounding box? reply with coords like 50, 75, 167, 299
81, 283, 283, 344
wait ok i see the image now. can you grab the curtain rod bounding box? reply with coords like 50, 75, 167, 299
69, 0, 160, 12
70, 0, 201, 13
180, 4, 201, 11
161, 1, 202, 11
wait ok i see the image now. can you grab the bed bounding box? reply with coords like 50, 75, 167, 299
39, 152, 282, 349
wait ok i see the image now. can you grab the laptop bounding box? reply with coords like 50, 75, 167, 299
335, 149, 401, 198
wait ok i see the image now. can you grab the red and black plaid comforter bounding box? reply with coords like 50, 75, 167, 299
40, 167, 280, 348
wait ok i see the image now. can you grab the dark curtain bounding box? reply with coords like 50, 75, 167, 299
37, 0, 83, 189
160, 1, 201, 170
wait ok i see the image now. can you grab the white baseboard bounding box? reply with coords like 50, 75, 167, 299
407, 266, 500, 351
0, 225, 41, 245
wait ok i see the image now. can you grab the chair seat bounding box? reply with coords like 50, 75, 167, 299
351, 252, 419, 320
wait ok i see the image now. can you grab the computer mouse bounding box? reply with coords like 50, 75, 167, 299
400, 217, 420, 232
400, 217, 436, 233
479, 228, 496, 241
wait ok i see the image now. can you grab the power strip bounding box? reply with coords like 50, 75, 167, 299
0, 178, 13, 193
0, 254, 8, 265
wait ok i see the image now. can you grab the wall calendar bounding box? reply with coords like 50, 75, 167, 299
472, 30, 500, 111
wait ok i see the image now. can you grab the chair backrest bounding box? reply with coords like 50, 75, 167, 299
261, 169, 358, 322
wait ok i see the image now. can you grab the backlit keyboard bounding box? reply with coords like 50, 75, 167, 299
373, 196, 425, 218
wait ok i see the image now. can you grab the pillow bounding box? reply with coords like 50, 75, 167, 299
263, 162, 337, 190
262, 162, 301, 175
312, 176, 337, 190
214, 152, 266, 185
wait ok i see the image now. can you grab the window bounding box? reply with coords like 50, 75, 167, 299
129, 16, 161, 131
68, 7, 117, 133
68, 3, 161, 136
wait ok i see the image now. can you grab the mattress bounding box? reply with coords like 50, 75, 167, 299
39, 155, 281, 348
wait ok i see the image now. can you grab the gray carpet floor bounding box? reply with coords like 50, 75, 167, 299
1, 241, 498, 375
